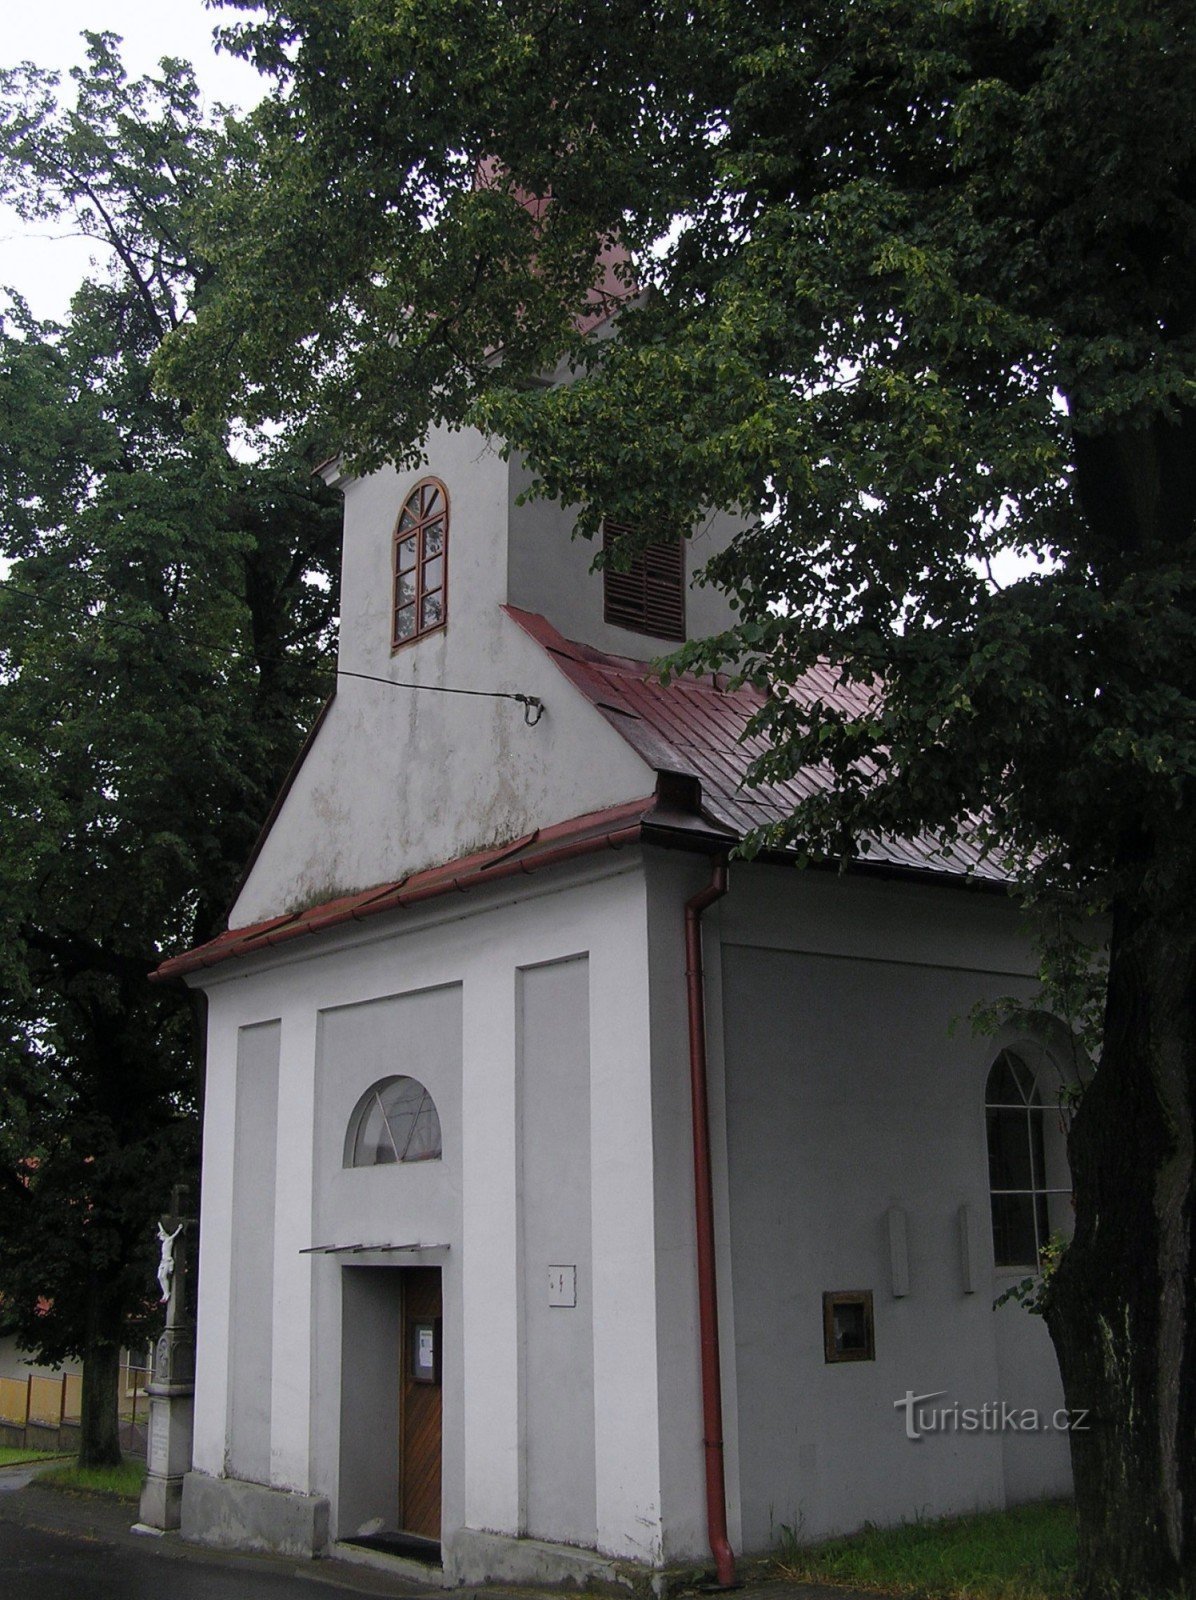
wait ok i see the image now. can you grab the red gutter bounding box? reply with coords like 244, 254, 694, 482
685, 858, 735, 1588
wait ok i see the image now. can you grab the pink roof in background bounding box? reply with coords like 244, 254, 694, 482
472, 158, 637, 336
154, 608, 1004, 982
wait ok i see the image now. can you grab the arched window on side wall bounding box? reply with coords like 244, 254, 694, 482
985, 1047, 1071, 1267
345, 1076, 442, 1167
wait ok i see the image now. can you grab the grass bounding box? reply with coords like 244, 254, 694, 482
37, 1457, 147, 1501
0, 1445, 72, 1467
776, 1501, 1077, 1600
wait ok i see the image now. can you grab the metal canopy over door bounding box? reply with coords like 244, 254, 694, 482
400, 1266, 442, 1539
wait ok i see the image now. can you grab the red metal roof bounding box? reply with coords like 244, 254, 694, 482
154, 794, 658, 982
504, 607, 1005, 883
155, 607, 1006, 983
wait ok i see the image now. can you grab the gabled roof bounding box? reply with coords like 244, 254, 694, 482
154, 606, 1005, 983
504, 607, 1004, 883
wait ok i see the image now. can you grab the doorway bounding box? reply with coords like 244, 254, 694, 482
399, 1266, 442, 1540
338, 1264, 443, 1555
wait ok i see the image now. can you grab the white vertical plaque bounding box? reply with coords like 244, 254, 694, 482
959, 1202, 979, 1294
148, 1399, 171, 1475
886, 1206, 910, 1297
547, 1265, 577, 1308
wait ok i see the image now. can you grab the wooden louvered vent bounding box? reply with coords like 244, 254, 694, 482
602, 519, 686, 641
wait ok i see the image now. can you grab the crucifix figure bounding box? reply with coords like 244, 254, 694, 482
156, 1183, 193, 1309
157, 1220, 184, 1305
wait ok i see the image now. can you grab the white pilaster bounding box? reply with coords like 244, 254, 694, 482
269, 1003, 318, 1490
589, 900, 663, 1563
461, 955, 521, 1531
190, 998, 239, 1476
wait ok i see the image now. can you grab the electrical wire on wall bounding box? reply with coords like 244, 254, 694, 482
0, 578, 547, 726
336, 668, 544, 725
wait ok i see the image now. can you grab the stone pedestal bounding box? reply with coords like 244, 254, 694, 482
139, 1385, 195, 1529
138, 1215, 196, 1531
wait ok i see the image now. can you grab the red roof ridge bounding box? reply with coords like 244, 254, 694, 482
502, 604, 740, 693
153, 793, 660, 983
155, 611, 1010, 987
503, 607, 1007, 888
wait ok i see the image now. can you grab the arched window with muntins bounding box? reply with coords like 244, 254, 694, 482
392, 478, 448, 648
985, 1048, 1070, 1267
345, 1076, 442, 1166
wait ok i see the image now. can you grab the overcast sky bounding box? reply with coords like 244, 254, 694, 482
3, 2, 267, 319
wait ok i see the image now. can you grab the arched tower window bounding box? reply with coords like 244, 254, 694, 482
345, 1076, 442, 1166
392, 478, 448, 648
985, 1048, 1069, 1267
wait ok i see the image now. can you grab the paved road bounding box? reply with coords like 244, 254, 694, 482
0, 1470, 441, 1600
0, 1516, 343, 1598
0, 1464, 867, 1600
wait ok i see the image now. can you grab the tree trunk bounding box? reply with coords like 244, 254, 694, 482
78, 1290, 123, 1469
1045, 874, 1196, 1598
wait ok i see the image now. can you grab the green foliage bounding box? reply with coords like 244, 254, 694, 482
160, 12, 1196, 1588
967, 889, 1107, 1106
995, 1231, 1069, 1319
0, 1447, 71, 1466
166, 0, 1196, 916
0, 36, 339, 1402
776, 1501, 1077, 1600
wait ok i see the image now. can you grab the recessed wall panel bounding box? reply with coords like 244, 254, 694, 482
518, 957, 597, 1546
228, 1020, 280, 1483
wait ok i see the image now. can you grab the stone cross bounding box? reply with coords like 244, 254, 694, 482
139, 1183, 198, 1533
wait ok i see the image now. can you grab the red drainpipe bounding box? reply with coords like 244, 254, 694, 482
684, 857, 735, 1587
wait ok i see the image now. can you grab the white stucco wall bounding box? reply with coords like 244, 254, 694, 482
631, 850, 1074, 1569
506, 459, 742, 661
230, 432, 653, 930
190, 856, 666, 1574
193, 828, 1076, 1577
706, 864, 1073, 1550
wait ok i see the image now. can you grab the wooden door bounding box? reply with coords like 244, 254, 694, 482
399, 1267, 442, 1539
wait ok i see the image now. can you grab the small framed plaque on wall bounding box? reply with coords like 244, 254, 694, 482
411, 1317, 441, 1384
823, 1290, 875, 1363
